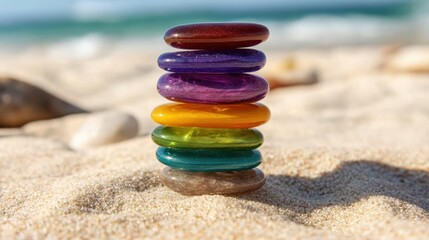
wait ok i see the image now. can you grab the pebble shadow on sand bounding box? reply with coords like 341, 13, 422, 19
239, 160, 429, 224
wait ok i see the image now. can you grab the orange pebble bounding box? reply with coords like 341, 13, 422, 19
151, 103, 270, 129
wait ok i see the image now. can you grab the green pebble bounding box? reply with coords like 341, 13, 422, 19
151, 126, 263, 150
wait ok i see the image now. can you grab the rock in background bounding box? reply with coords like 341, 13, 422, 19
0, 77, 86, 128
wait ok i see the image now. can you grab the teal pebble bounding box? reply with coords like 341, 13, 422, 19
156, 147, 261, 172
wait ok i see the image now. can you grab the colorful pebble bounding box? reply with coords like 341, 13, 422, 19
157, 49, 266, 73
161, 167, 266, 195
151, 103, 270, 129
153, 22, 270, 195
156, 147, 261, 172
164, 23, 269, 50
151, 126, 263, 150
157, 73, 269, 104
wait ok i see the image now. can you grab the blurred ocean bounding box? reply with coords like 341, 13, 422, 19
0, 0, 428, 49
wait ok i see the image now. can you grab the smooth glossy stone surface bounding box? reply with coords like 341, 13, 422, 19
157, 49, 266, 73
161, 167, 266, 195
156, 147, 262, 172
164, 23, 269, 49
152, 126, 263, 150
157, 73, 269, 104
151, 103, 270, 129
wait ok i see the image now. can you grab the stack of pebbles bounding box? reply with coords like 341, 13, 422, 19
152, 23, 270, 195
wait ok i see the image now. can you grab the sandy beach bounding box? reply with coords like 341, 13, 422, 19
1, 43, 429, 239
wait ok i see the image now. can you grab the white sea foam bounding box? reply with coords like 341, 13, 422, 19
254, 14, 428, 49
48, 34, 107, 59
